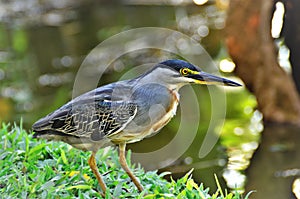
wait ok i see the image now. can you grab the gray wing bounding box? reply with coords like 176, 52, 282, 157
32, 83, 137, 141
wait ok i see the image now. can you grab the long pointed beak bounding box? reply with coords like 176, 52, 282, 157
188, 72, 242, 87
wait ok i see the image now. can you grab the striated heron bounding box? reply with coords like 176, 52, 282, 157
32, 59, 241, 195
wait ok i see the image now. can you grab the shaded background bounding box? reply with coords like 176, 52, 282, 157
0, 0, 299, 198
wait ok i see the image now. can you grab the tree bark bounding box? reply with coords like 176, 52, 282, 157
225, 0, 300, 125
282, 0, 300, 94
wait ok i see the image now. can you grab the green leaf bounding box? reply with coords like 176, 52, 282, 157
28, 143, 47, 156
214, 174, 224, 198
244, 190, 256, 199
65, 184, 91, 190
60, 148, 69, 165
182, 168, 194, 184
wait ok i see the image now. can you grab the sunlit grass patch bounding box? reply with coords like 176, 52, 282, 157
0, 123, 251, 198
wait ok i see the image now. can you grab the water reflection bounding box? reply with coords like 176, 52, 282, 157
221, 96, 262, 193
246, 125, 300, 198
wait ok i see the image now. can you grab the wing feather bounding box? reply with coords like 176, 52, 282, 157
32, 83, 137, 141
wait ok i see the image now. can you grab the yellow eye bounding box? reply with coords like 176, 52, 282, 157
180, 68, 189, 76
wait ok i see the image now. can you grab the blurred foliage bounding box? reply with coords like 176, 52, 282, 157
0, 1, 229, 128
221, 90, 260, 148
12, 29, 28, 54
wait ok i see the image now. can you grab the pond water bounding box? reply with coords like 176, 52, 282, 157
0, 0, 263, 195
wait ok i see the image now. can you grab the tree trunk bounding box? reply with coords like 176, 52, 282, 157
225, 0, 300, 125
282, 0, 300, 94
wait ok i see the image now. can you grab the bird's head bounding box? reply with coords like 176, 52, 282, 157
143, 59, 241, 89
142, 59, 241, 87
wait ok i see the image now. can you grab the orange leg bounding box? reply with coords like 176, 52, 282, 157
119, 142, 144, 192
88, 152, 107, 195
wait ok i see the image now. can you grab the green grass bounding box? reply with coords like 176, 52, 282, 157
0, 123, 251, 199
